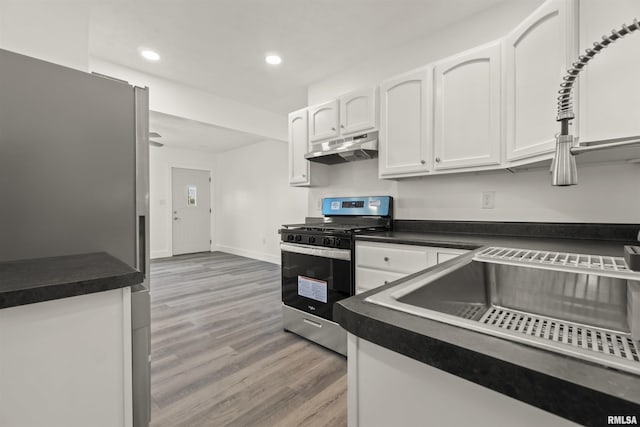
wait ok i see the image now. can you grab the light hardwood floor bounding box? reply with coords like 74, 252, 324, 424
150, 251, 347, 427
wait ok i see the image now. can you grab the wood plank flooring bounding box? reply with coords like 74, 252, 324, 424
149, 251, 347, 427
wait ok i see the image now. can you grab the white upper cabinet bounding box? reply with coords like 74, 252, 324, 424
288, 108, 310, 186
379, 66, 432, 178
433, 41, 502, 170
504, 0, 577, 162
308, 100, 339, 143
578, 0, 640, 142
339, 87, 378, 136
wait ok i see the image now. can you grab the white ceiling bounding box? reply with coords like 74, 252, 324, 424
89, 0, 507, 116
149, 111, 265, 152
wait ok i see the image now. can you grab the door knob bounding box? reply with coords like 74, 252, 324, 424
173, 210, 178, 214
174, 217, 180, 220
331, 127, 336, 131
435, 157, 441, 163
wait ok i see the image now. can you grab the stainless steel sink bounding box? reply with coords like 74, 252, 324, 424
366, 246, 640, 375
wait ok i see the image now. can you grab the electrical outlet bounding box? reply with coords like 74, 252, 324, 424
481, 191, 495, 209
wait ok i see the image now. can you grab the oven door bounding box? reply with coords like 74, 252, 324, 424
281, 242, 352, 321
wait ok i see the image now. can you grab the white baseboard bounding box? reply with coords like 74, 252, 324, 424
214, 244, 280, 265
150, 250, 172, 260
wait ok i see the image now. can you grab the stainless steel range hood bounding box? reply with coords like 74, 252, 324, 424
305, 131, 378, 165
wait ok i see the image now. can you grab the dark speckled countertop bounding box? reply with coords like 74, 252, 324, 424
356, 230, 631, 257
336, 221, 640, 427
0, 252, 143, 309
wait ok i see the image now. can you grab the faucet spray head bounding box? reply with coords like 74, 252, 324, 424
551, 134, 578, 186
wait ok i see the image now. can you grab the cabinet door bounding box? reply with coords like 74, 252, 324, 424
288, 108, 310, 186
504, 0, 577, 161
355, 267, 405, 294
434, 42, 502, 170
379, 67, 432, 178
308, 99, 339, 142
578, 0, 640, 142
339, 87, 377, 136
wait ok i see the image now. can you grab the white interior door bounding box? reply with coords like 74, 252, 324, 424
171, 167, 211, 256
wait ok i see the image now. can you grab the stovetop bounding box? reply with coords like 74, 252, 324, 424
280, 196, 393, 249
281, 219, 391, 249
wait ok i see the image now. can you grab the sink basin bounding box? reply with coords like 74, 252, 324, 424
366, 246, 640, 375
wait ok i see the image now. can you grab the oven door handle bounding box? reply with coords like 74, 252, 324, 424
280, 243, 351, 261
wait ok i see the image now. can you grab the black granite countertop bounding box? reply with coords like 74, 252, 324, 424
337, 221, 640, 427
0, 252, 143, 309
356, 230, 631, 257
357, 220, 639, 257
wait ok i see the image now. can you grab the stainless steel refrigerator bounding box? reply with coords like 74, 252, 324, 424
0, 48, 151, 427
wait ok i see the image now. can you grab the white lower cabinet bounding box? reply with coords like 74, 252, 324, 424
355, 241, 467, 294
0, 288, 133, 427
355, 268, 406, 294
347, 335, 578, 427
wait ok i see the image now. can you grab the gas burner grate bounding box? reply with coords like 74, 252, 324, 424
474, 247, 639, 280
478, 307, 640, 362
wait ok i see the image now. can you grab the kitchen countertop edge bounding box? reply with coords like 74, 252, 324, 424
338, 231, 640, 426
0, 252, 144, 309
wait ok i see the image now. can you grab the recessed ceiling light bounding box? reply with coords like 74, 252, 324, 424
141, 49, 160, 62
265, 54, 282, 65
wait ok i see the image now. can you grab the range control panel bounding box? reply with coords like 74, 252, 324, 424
322, 196, 392, 217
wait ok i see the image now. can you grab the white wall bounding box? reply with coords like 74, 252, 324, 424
214, 140, 308, 264
306, 0, 640, 224
307, 161, 639, 223
149, 146, 217, 259
89, 58, 287, 142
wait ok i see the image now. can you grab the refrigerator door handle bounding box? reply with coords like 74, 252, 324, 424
137, 215, 146, 276
134, 86, 150, 278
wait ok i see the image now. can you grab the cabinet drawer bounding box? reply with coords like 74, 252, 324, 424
356, 242, 431, 274
356, 267, 406, 294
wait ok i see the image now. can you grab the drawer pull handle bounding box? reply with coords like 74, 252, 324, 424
303, 318, 322, 328
384, 280, 388, 285
384, 257, 389, 262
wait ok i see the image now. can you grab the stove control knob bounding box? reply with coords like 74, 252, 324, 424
323, 237, 331, 246
335, 238, 342, 247
309, 236, 316, 244
287, 234, 294, 241
295, 235, 302, 242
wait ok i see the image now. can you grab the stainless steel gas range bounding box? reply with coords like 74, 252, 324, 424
280, 196, 393, 355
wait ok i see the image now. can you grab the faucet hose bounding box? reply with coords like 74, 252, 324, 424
556, 18, 640, 123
